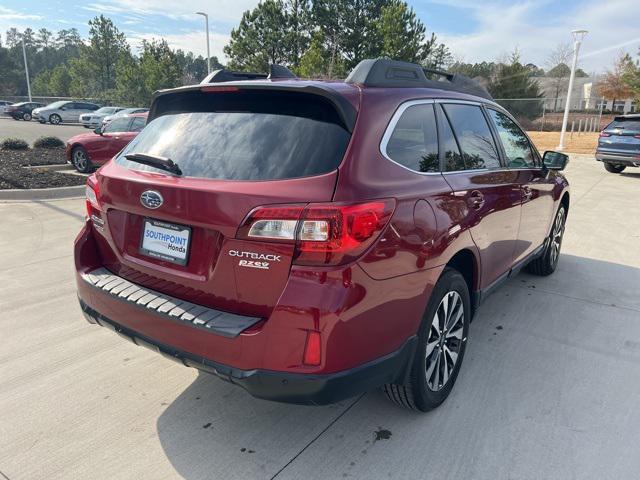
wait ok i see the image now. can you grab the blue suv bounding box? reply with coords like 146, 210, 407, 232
596, 114, 640, 173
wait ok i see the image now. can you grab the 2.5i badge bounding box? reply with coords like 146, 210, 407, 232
229, 250, 281, 270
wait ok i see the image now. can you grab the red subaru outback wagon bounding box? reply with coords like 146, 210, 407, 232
75, 59, 570, 411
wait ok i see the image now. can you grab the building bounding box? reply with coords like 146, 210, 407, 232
535, 75, 636, 113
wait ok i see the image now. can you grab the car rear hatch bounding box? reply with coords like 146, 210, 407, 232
87, 86, 357, 319
599, 116, 640, 154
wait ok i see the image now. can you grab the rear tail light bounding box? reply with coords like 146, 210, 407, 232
599, 132, 611, 137
634, 134, 640, 139
85, 174, 103, 228
238, 199, 396, 266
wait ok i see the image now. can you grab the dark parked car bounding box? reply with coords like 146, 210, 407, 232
66, 113, 147, 173
596, 114, 640, 173
75, 59, 570, 411
5, 102, 45, 121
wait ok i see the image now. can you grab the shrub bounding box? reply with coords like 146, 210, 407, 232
1, 138, 29, 150
33, 136, 65, 149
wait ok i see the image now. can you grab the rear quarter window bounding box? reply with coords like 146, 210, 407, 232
383, 103, 439, 173
116, 91, 351, 181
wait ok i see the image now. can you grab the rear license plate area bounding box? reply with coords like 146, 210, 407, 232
140, 218, 191, 266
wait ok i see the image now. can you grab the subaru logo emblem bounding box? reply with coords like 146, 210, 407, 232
140, 190, 163, 209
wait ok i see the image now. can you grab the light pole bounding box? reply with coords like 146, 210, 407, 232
195, 11, 211, 74
557, 29, 588, 151
21, 37, 32, 102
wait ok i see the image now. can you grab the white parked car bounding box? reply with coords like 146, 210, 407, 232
79, 106, 124, 128
101, 107, 149, 127
32, 100, 100, 125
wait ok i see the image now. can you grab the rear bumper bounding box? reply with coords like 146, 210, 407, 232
595, 151, 640, 166
79, 298, 417, 404
75, 218, 436, 404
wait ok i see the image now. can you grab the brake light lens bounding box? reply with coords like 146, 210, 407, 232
599, 132, 610, 137
85, 174, 101, 219
634, 134, 640, 139
303, 330, 322, 366
238, 199, 396, 266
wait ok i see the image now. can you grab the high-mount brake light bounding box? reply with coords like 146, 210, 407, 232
200, 86, 240, 93
238, 200, 396, 266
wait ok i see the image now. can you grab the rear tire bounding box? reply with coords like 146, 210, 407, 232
384, 268, 470, 412
72, 146, 93, 173
527, 205, 566, 276
604, 162, 626, 173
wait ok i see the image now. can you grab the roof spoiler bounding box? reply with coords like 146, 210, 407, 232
200, 64, 297, 84
345, 58, 493, 100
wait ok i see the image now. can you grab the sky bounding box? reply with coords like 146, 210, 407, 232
1, 0, 639, 74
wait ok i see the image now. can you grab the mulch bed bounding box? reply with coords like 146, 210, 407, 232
0, 148, 86, 189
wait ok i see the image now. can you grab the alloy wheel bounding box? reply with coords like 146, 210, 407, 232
425, 291, 465, 392
550, 208, 565, 266
73, 149, 87, 171
50, 114, 61, 125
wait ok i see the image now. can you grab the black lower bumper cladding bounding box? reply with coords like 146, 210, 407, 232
79, 299, 417, 405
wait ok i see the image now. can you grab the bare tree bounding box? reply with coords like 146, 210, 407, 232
597, 52, 634, 112
546, 42, 572, 112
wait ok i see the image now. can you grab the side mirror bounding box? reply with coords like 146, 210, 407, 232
93, 127, 103, 136
543, 151, 569, 171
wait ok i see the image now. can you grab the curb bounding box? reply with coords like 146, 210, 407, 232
0, 184, 85, 201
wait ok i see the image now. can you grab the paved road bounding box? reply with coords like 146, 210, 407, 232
0, 116, 87, 144
1, 156, 639, 480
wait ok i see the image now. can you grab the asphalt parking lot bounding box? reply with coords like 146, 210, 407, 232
1, 155, 639, 480
0, 116, 87, 143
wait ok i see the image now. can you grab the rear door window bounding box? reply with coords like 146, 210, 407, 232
384, 103, 439, 172
116, 91, 351, 181
441, 103, 501, 171
104, 117, 131, 133
487, 109, 536, 167
129, 117, 146, 132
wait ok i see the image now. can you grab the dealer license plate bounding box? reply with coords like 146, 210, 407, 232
140, 218, 191, 266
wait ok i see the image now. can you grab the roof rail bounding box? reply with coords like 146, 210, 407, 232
200, 64, 297, 84
345, 58, 493, 100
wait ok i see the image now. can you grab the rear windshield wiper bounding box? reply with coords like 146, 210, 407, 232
124, 153, 182, 176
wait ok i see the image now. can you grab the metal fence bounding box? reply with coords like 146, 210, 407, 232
494, 97, 635, 133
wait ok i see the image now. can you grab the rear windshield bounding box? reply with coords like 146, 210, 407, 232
606, 119, 640, 131
115, 91, 351, 181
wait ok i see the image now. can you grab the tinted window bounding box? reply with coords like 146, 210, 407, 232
385, 103, 439, 172
129, 117, 146, 132
488, 109, 536, 167
607, 119, 640, 132
104, 117, 131, 133
439, 112, 465, 172
116, 91, 351, 181
63, 102, 77, 109
442, 104, 501, 171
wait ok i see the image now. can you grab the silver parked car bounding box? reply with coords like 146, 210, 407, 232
32, 100, 100, 125
0, 100, 13, 115
101, 107, 149, 127
79, 106, 124, 128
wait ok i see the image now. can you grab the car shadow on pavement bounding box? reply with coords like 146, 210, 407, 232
156, 254, 640, 480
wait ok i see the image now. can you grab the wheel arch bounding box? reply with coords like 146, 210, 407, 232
443, 248, 480, 319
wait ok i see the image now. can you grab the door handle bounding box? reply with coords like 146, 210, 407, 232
468, 190, 485, 210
